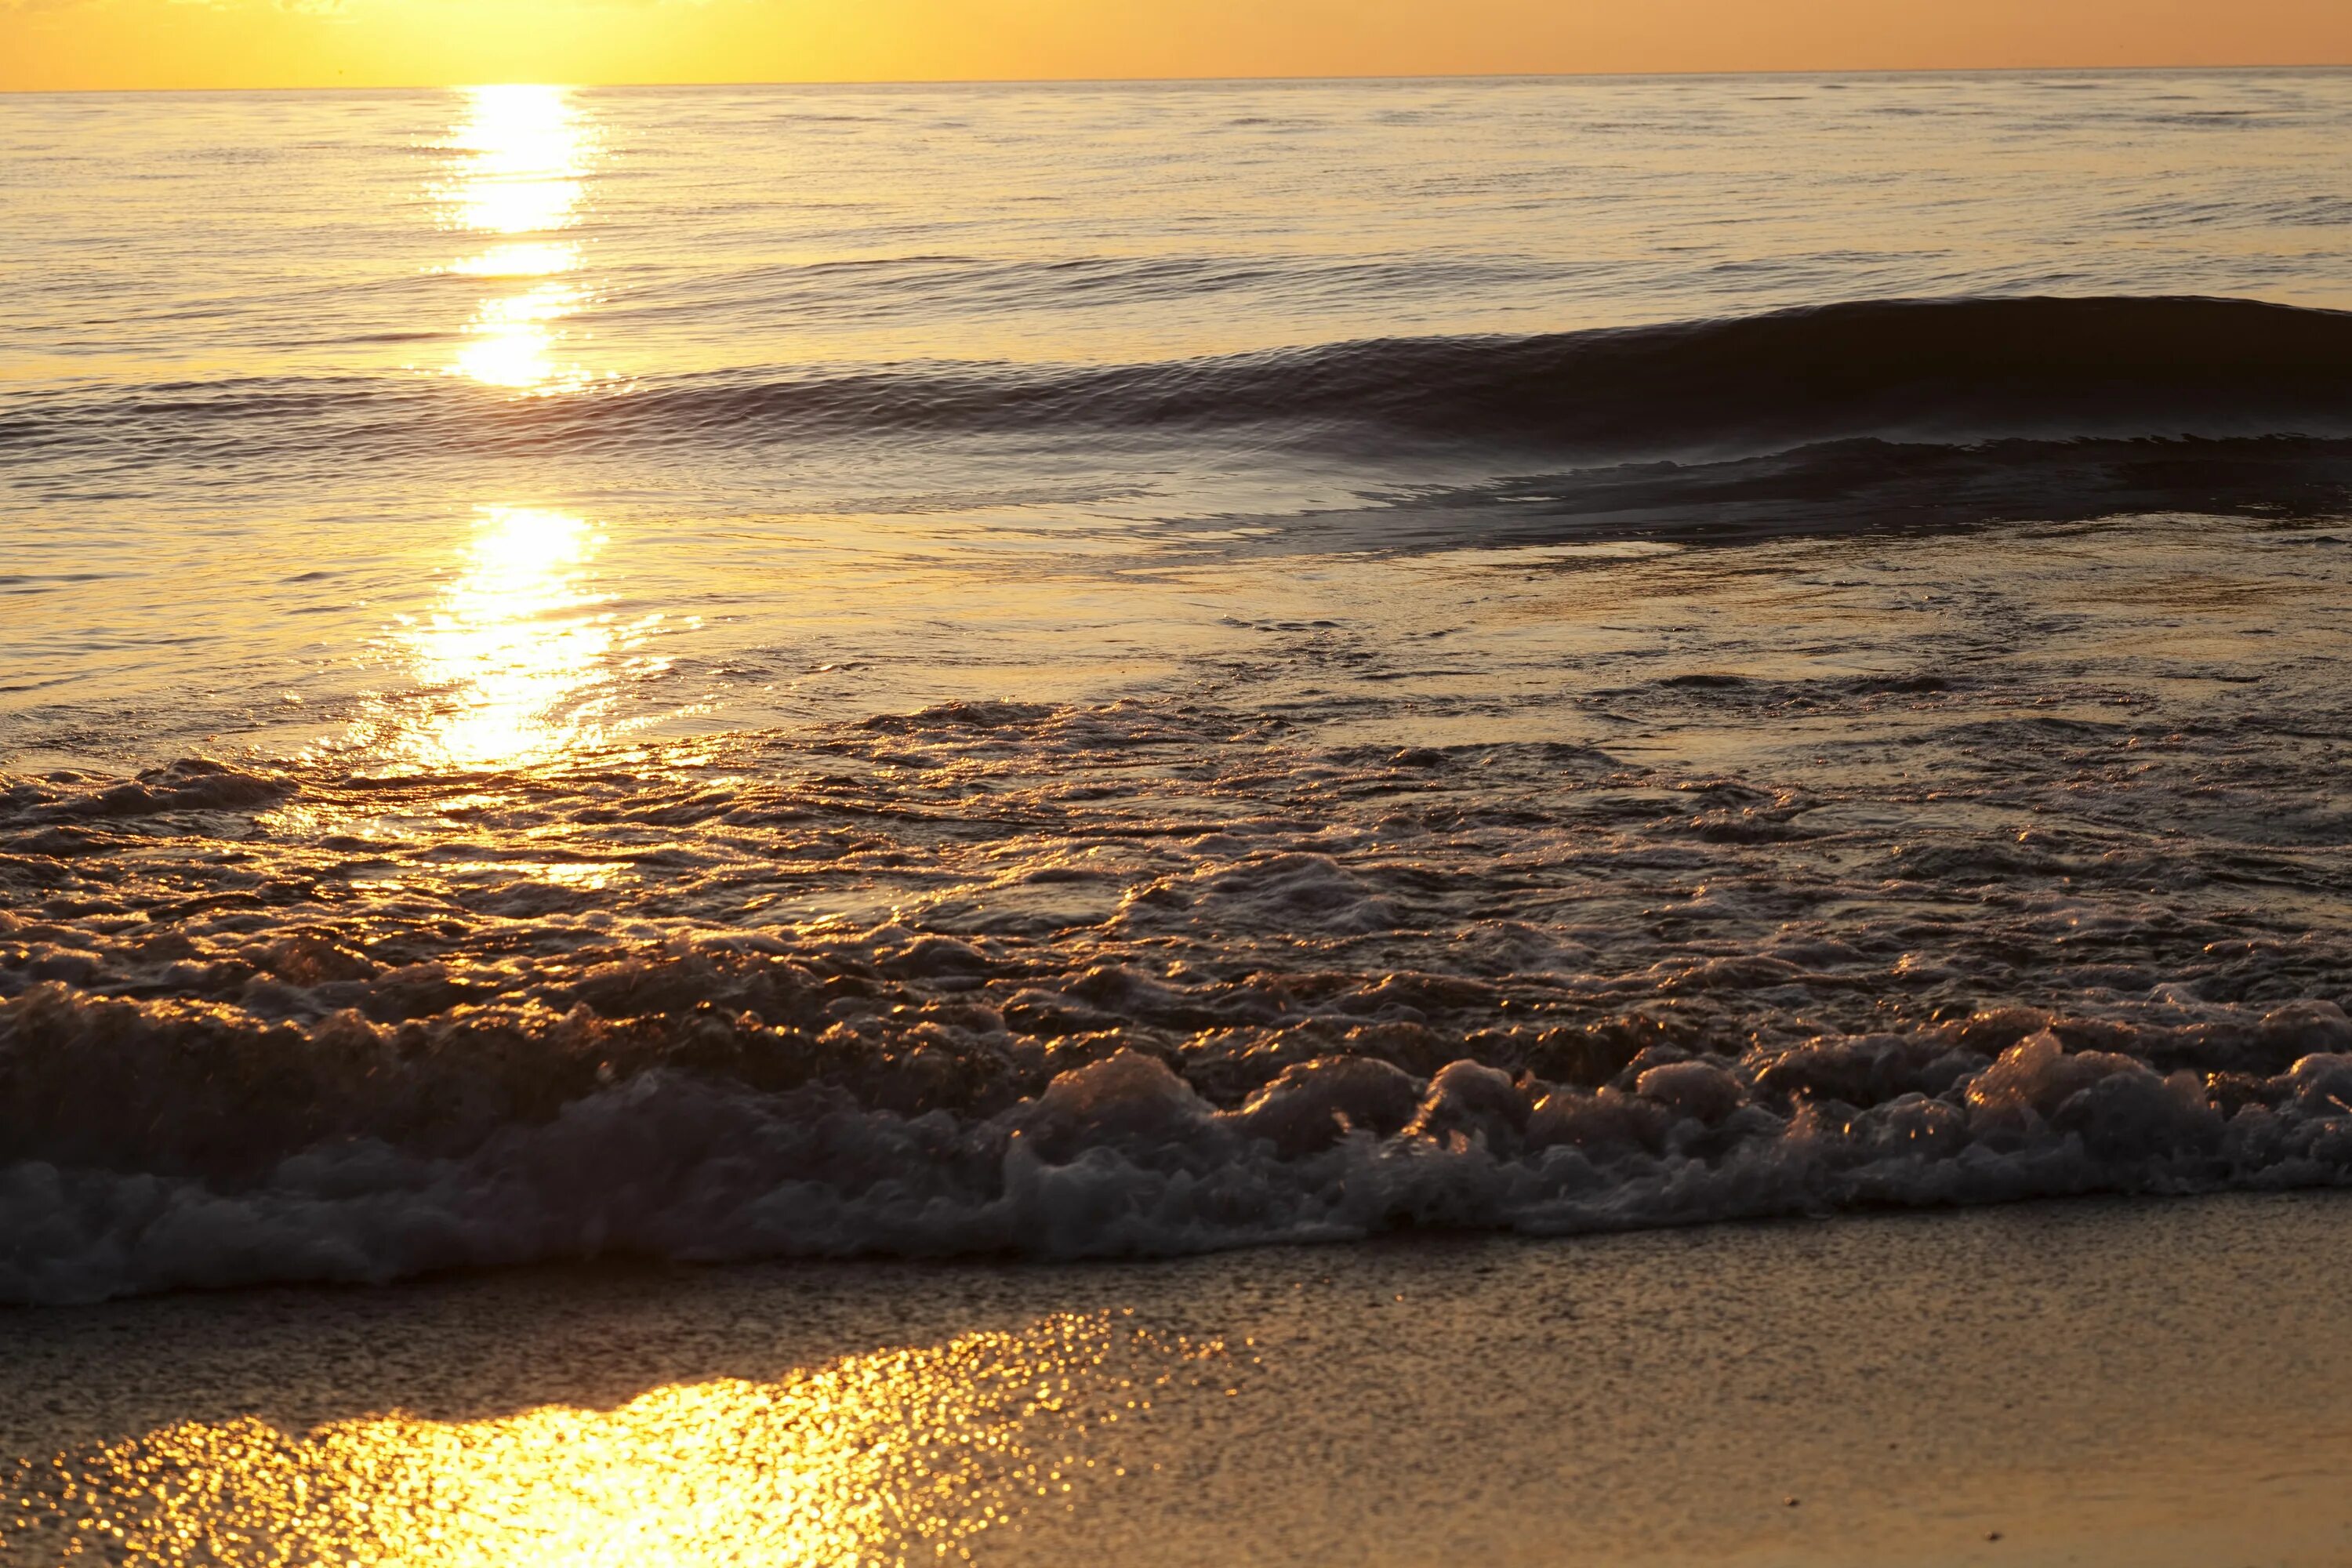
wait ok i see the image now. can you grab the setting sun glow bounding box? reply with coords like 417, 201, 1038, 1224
5, 0, 2350, 90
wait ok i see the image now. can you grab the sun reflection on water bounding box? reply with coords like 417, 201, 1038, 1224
390, 506, 640, 770
6, 1314, 1225, 1566
456, 281, 587, 388
441, 85, 595, 393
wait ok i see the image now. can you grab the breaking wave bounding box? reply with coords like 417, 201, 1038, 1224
11, 983, 2352, 1306
5, 681, 2352, 1304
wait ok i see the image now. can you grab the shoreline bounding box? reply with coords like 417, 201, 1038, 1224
9, 1189, 2352, 1564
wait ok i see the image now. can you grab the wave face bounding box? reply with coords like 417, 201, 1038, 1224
517, 295, 2352, 454
13, 299, 2352, 563
12, 296, 2352, 471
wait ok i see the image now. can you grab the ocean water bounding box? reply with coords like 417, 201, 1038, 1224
4, 71, 2352, 1305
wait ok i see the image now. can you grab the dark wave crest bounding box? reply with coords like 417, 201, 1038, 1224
10, 296, 2352, 477
634, 293, 2352, 456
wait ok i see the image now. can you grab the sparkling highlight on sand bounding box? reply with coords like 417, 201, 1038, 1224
6, 1312, 1226, 1565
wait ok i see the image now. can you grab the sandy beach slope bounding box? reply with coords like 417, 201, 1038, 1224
5, 1192, 2348, 1566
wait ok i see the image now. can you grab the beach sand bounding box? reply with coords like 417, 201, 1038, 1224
6, 1191, 2350, 1566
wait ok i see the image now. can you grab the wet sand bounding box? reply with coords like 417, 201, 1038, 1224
7, 1190, 2350, 1566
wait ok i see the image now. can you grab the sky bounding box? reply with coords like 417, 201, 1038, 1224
4, 0, 2351, 91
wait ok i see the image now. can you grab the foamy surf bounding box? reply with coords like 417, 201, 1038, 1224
9, 1013, 2352, 1304
7, 561, 2351, 1302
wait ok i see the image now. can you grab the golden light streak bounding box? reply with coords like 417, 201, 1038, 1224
5, 1314, 1225, 1566
394, 506, 627, 769
440, 84, 595, 394
454, 281, 589, 388
447, 83, 589, 236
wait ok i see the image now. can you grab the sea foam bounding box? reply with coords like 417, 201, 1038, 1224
11, 1014, 2352, 1304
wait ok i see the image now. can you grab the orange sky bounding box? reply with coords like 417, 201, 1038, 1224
5, 0, 2350, 91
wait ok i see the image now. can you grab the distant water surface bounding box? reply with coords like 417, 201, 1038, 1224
2, 73, 2351, 1305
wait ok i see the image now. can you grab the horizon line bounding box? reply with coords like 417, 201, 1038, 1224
8, 60, 2352, 96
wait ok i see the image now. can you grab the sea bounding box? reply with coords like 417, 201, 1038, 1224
4, 71, 2352, 1305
